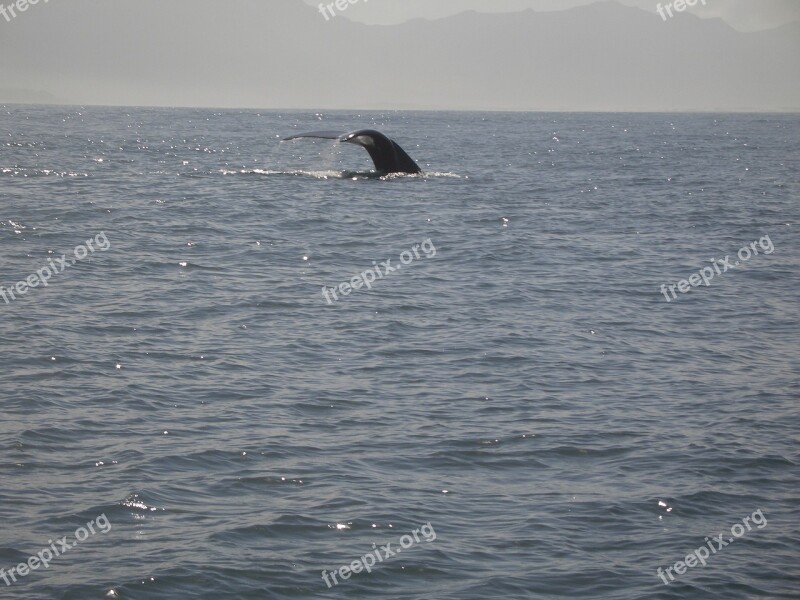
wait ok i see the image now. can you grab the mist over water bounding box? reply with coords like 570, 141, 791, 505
1, 106, 798, 599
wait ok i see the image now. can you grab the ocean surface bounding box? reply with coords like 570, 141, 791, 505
1, 106, 798, 600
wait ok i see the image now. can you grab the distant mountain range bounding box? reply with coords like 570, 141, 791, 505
0, 0, 797, 111
0, 88, 62, 105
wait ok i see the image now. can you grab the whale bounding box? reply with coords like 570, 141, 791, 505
282, 129, 422, 175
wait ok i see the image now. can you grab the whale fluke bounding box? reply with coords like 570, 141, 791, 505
282, 129, 422, 175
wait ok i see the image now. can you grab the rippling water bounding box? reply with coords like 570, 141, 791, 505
1, 106, 798, 599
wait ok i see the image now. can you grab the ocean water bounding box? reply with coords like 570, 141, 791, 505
0, 106, 798, 600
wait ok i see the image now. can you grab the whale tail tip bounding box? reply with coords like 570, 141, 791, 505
282, 129, 422, 175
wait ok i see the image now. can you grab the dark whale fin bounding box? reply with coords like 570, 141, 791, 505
282, 129, 422, 175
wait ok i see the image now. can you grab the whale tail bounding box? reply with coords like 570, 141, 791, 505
282, 129, 422, 175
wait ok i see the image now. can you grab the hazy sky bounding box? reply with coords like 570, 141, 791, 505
1, 0, 798, 111
304, 0, 800, 31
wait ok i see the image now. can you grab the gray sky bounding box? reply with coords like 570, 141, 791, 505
1, 0, 798, 111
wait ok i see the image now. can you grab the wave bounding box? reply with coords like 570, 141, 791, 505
0, 167, 88, 177
220, 168, 463, 180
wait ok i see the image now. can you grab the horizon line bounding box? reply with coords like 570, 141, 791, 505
2, 102, 799, 115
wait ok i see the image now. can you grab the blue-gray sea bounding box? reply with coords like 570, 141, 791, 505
1, 106, 798, 599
